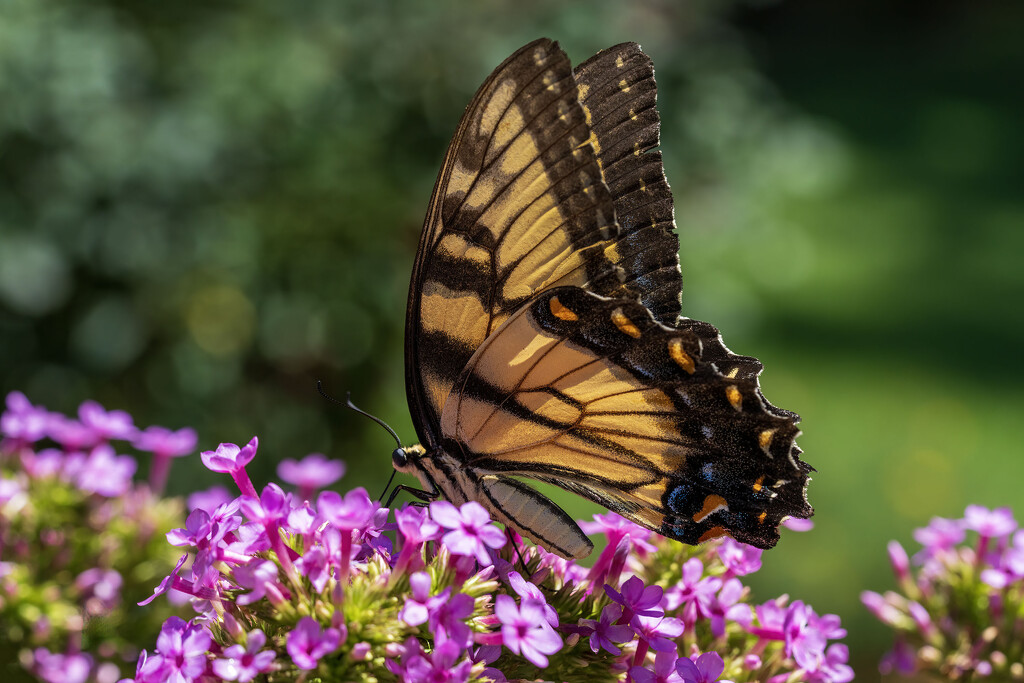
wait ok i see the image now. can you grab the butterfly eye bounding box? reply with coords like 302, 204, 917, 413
391, 447, 409, 470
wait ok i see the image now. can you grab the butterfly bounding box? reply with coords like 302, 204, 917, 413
392, 38, 813, 559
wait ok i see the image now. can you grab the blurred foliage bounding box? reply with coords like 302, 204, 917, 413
1, 0, 1021, 677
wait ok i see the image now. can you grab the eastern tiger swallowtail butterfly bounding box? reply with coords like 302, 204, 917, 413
392, 38, 813, 559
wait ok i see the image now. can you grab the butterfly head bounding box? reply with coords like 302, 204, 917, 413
391, 443, 426, 474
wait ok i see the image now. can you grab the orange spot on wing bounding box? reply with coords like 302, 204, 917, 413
758, 511, 768, 524
699, 526, 730, 543
753, 476, 764, 492
693, 494, 728, 523
668, 338, 695, 374
611, 308, 642, 338
759, 429, 775, 454
549, 296, 578, 321
726, 386, 742, 411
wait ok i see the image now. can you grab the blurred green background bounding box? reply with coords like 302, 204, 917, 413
2, 0, 1021, 676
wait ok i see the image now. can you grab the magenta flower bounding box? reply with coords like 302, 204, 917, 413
139, 554, 189, 606
318, 487, 375, 531
135, 425, 198, 457
201, 437, 259, 499
31, 648, 93, 683
708, 578, 752, 636
663, 557, 721, 624
398, 571, 434, 626
429, 590, 475, 648
605, 575, 664, 623
632, 613, 685, 652
631, 649, 683, 683
212, 629, 276, 682
46, 415, 96, 451
508, 570, 558, 627
78, 400, 137, 442
286, 616, 341, 670
1, 391, 49, 444
430, 501, 506, 565
233, 559, 280, 606
239, 483, 292, 526
75, 568, 122, 614
277, 453, 345, 500
807, 644, 855, 683
716, 538, 763, 577
677, 652, 726, 683
580, 511, 657, 553
964, 505, 1017, 538
494, 594, 562, 667
578, 604, 634, 655
74, 444, 136, 497
135, 425, 198, 494
913, 516, 965, 559
154, 617, 212, 683
188, 485, 234, 513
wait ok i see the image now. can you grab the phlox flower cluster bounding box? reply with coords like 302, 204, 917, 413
127, 434, 851, 683
0, 392, 190, 683
863, 504, 1024, 680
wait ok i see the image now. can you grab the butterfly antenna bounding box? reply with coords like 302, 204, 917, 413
318, 382, 406, 503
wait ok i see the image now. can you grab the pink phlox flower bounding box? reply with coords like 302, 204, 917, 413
201, 437, 258, 474
782, 517, 814, 532
879, 637, 916, 676
747, 595, 789, 640
277, 453, 345, 499
78, 400, 137, 442
508, 570, 558, 627
212, 629, 276, 682
396, 504, 441, 545
240, 483, 292, 526
632, 613, 685, 653
859, 590, 902, 627
580, 511, 657, 554
287, 503, 318, 539
1, 391, 49, 443
662, 557, 721, 624
133, 425, 197, 458
167, 509, 215, 547
357, 504, 393, 560
32, 648, 93, 683
46, 415, 97, 451
19, 447, 64, 478
74, 444, 136, 497
131, 649, 168, 683
225, 522, 270, 557
233, 559, 280, 606
387, 637, 471, 683
630, 649, 683, 683
155, 617, 212, 683
805, 643, 854, 683
296, 545, 331, 593
471, 644, 507, 683
784, 601, 844, 673
578, 604, 634, 655
317, 487, 375, 531
677, 652, 728, 683
430, 589, 475, 648
716, 538, 763, 577
912, 516, 965, 562
532, 543, 588, 584
430, 501, 506, 566
606, 575, 664, 623
139, 554, 189, 606
708, 578, 752, 636
494, 594, 562, 667
963, 505, 1017, 539
187, 485, 234, 513
286, 616, 340, 670
75, 568, 122, 614
398, 571, 435, 627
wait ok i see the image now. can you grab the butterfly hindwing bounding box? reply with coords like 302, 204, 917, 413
440, 286, 811, 550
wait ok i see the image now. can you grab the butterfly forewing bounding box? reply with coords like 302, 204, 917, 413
406, 39, 625, 444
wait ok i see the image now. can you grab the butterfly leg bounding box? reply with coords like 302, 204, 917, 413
385, 483, 439, 509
